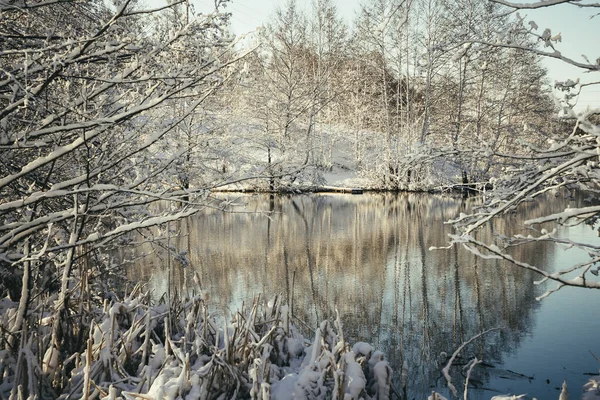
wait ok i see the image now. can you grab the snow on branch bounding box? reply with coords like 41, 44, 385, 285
490, 0, 578, 9
451, 234, 600, 289
0, 0, 73, 11
456, 152, 594, 234
122, 0, 186, 16
470, 39, 600, 72
525, 204, 600, 225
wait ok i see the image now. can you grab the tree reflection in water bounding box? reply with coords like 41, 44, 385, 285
123, 192, 599, 398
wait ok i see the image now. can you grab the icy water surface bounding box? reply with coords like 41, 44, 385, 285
127, 193, 600, 399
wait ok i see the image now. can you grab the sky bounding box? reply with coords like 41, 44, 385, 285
152, 0, 599, 110
223, 0, 360, 34
519, 2, 600, 111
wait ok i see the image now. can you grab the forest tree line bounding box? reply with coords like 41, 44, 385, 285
207, 0, 560, 191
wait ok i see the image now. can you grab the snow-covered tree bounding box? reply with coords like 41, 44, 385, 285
428, 0, 555, 186
348, 0, 418, 188
231, 0, 324, 191
0, 0, 245, 395
450, 0, 600, 294
306, 0, 348, 169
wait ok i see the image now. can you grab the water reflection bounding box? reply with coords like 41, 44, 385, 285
125, 192, 600, 398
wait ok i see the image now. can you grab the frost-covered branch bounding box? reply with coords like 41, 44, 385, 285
452, 233, 600, 290
525, 204, 600, 225
469, 39, 600, 72
0, 0, 74, 11
0, 1, 252, 395
122, 0, 187, 16
452, 150, 595, 234
449, 0, 600, 289
490, 0, 576, 9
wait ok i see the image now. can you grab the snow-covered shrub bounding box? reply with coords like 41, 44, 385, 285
0, 291, 395, 400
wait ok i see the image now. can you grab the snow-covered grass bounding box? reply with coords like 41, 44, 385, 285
0, 288, 395, 399
1, 281, 599, 399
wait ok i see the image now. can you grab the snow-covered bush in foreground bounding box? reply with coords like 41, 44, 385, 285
2, 284, 599, 399
0, 289, 393, 399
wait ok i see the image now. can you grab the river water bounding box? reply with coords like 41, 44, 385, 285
126, 192, 600, 399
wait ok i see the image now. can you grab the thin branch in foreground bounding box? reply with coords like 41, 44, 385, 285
442, 328, 501, 397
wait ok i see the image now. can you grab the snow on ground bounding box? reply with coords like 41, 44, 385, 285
321, 161, 366, 188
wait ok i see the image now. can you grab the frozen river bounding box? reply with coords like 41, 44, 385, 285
126, 192, 600, 399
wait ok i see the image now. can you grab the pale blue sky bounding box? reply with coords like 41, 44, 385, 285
521, 2, 600, 110
224, 0, 360, 34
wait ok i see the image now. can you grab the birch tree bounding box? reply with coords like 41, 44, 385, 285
307, 0, 348, 169
350, 0, 415, 188
238, 0, 319, 191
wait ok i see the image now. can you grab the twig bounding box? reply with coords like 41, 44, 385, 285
464, 358, 482, 400
442, 328, 501, 397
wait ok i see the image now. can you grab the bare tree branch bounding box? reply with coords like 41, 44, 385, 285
490, 0, 577, 9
